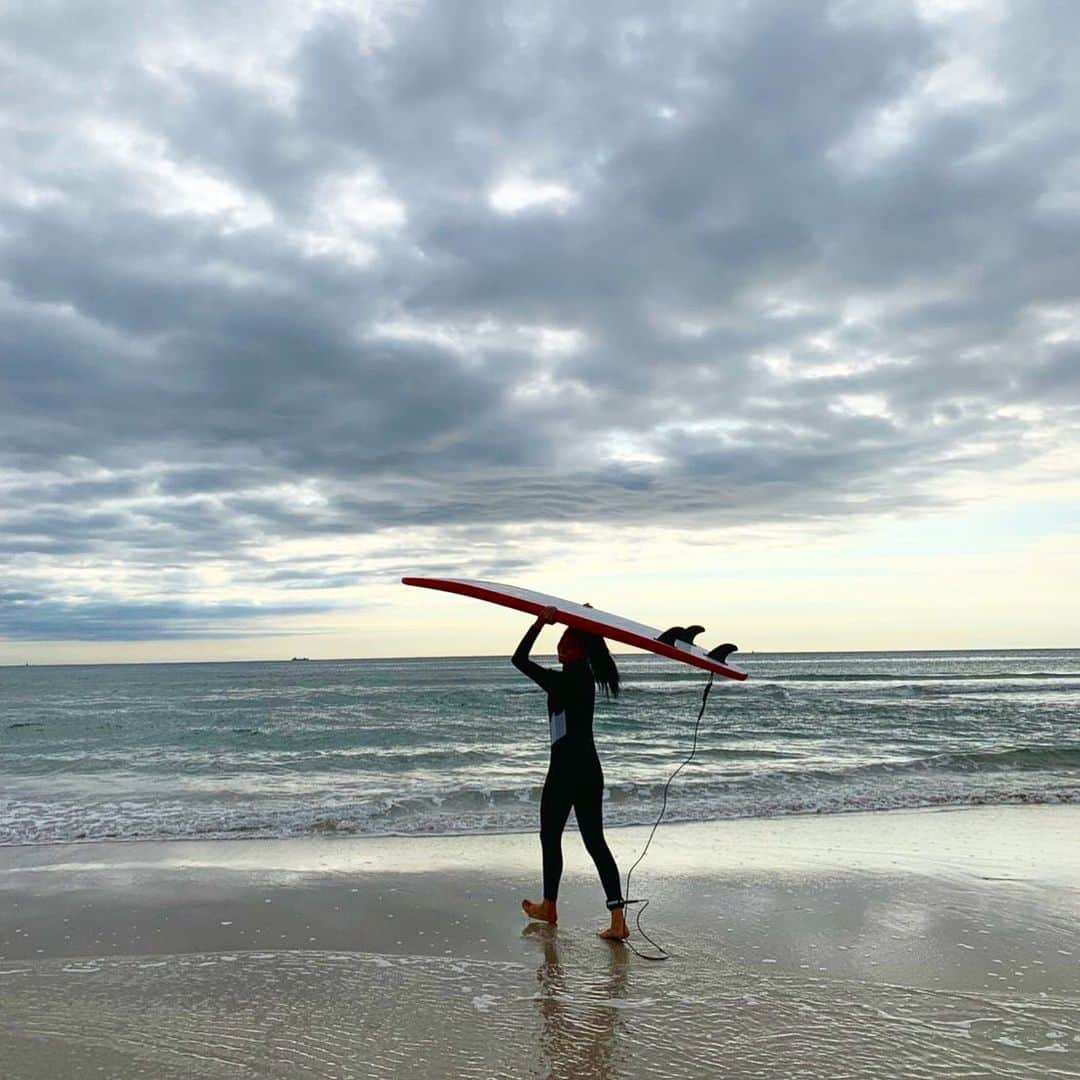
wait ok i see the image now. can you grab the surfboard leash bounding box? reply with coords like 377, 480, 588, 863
621, 672, 714, 961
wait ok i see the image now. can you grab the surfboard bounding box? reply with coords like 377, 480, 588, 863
401, 577, 748, 681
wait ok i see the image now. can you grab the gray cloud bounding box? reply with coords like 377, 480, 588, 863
2, 0, 1079, 641
0, 593, 331, 642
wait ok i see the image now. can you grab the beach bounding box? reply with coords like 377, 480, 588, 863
2, 804, 1078, 1078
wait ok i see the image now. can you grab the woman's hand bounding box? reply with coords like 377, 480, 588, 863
534, 605, 558, 626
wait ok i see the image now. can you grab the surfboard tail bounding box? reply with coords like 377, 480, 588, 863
707, 643, 738, 663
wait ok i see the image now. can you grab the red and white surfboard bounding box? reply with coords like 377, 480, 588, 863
401, 577, 747, 681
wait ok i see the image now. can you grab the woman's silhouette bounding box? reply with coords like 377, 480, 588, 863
513, 606, 628, 941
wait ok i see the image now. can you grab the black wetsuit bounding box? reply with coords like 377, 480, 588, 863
513, 623, 623, 907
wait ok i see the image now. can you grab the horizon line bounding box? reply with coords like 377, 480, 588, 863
3, 645, 1078, 670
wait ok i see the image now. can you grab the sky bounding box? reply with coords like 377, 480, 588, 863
2, 0, 1079, 664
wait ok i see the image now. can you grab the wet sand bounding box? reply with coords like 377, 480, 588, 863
2, 806, 1078, 1078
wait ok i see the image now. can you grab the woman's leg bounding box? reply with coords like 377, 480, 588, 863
573, 779, 623, 907
523, 767, 573, 922
574, 773, 629, 940
539, 768, 574, 900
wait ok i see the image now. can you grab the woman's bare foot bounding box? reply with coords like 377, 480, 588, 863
522, 898, 557, 924
598, 908, 629, 941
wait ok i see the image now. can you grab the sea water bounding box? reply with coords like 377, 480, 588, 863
1, 650, 1078, 846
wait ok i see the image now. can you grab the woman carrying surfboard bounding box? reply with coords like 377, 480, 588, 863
513, 605, 629, 942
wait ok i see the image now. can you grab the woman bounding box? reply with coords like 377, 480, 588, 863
513, 605, 628, 941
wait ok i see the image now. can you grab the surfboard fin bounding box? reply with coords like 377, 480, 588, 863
707, 643, 738, 663
657, 625, 706, 647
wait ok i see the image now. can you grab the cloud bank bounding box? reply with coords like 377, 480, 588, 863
2, 0, 1078, 641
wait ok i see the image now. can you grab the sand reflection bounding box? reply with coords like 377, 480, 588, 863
524, 924, 632, 1080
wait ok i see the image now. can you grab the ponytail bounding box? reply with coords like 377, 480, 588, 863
584, 633, 620, 699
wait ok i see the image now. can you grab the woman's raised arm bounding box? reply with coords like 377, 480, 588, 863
512, 608, 559, 693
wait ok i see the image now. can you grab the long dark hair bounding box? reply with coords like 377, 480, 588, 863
582, 633, 620, 699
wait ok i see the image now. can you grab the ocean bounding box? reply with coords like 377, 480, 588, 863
1, 650, 1077, 847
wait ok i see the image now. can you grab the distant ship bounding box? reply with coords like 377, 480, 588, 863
291, 656, 310, 662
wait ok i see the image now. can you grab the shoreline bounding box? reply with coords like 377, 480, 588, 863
4, 794, 1078, 851
3, 805, 1078, 1077
4, 805, 1078, 970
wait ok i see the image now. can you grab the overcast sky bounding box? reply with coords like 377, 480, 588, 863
2, 0, 1078, 663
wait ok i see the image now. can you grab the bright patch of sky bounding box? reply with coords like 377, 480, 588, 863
489, 177, 578, 215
